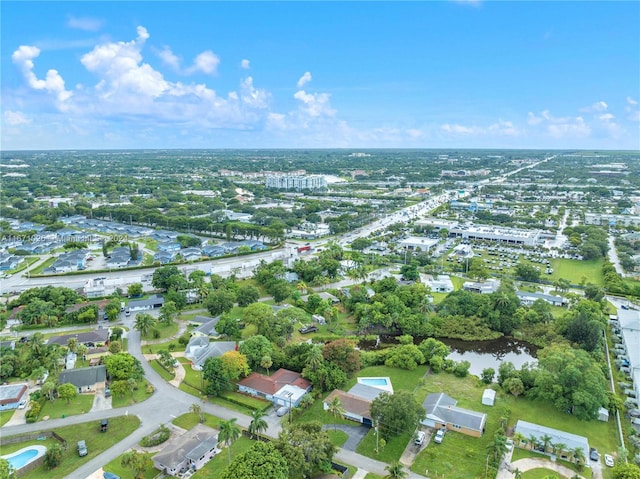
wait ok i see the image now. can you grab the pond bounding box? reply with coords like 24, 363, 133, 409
439, 337, 538, 377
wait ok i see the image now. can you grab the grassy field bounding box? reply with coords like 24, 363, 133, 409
356, 427, 412, 464
1, 415, 140, 479
344, 365, 428, 393
38, 394, 95, 420
296, 397, 360, 427
142, 339, 186, 354
172, 411, 223, 430
548, 258, 604, 286
410, 372, 618, 479
364, 474, 384, 479
103, 454, 158, 479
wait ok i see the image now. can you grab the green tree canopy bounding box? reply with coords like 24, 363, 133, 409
221, 441, 288, 479
370, 391, 425, 441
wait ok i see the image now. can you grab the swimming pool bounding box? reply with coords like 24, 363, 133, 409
1, 445, 47, 471
357, 377, 394, 393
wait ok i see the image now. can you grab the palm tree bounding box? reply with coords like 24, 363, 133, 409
28, 333, 45, 359
572, 447, 585, 469
487, 433, 508, 461
385, 461, 408, 479
249, 410, 268, 440
219, 418, 242, 466
306, 345, 324, 372
541, 434, 553, 454
513, 432, 526, 449
552, 442, 567, 458
134, 313, 155, 337
190, 403, 204, 423
296, 281, 308, 295
528, 434, 539, 451
513, 468, 523, 479
326, 396, 346, 430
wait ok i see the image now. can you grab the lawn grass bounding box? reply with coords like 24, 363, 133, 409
356, 427, 412, 463
110, 379, 154, 408
1, 415, 140, 479
38, 394, 95, 420
29, 257, 56, 275
296, 398, 356, 427
172, 411, 223, 430
142, 339, 186, 354
192, 436, 254, 478
409, 372, 618, 479
140, 320, 179, 341
327, 429, 349, 447
0, 410, 15, 427
364, 474, 384, 479
548, 258, 604, 286
150, 358, 176, 381
521, 467, 572, 479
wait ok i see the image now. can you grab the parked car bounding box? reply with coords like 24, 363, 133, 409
505, 438, 514, 451
18, 399, 28, 409
590, 447, 599, 461
299, 325, 318, 334
104, 387, 111, 397
276, 406, 290, 417
77, 440, 88, 457
101, 419, 108, 432
414, 431, 426, 446
604, 454, 614, 467
434, 429, 445, 444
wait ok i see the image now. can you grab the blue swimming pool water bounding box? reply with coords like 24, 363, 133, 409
7, 448, 38, 469
359, 378, 388, 386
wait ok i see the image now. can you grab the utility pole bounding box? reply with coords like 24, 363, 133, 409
375, 418, 379, 453
484, 453, 489, 479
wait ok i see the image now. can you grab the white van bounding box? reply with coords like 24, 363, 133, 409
414, 431, 426, 446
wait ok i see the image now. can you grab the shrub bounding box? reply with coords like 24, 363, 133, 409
140, 425, 171, 447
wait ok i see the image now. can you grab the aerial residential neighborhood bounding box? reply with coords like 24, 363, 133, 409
1, 1, 640, 479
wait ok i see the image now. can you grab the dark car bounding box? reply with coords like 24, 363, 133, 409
101, 419, 108, 432
299, 325, 318, 334
590, 447, 599, 461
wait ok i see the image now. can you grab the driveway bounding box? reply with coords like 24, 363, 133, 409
91, 385, 112, 412
497, 457, 589, 479
322, 424, 369, 451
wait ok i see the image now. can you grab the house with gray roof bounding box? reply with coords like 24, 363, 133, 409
516, 291, 565, 307
0, 383, 28, 411
153, 424, 219, 476
58, 365, 107, 393
128, 295, 165, 311
184, 336, 238, 370
191, 316, 221, 338
513, 420, 590, 463
421, 392, 487, 437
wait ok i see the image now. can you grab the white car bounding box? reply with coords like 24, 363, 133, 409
18, 399, 28, 409
604, 454, 614, 467
434, 429, 445, 444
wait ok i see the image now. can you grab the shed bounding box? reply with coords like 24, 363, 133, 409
598, 407, 609, 422
482, 389, 496, 407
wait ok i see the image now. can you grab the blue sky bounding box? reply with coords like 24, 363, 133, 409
1, 1, 639, 150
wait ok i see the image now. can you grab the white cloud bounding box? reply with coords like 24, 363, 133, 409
626, 96, 639, 121
627, 96, 638, 106
157, 46, 181, 71
528, 109, 592, 139
297, 71, 312, 88
240, 76, 270, 109
187, 51, 220, 75
11, 45, 73, 104
67, 15, 103, 32
580, 100, 608, 112
3, 110, 31, 125
599, 113, 614, 121
240, 59, 251, 69
293, 90, 335, 118
441, 120, 519, 136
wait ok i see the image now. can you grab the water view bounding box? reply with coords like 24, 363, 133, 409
440, 337, 538, 378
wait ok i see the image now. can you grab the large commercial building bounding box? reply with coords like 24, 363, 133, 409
584, 213, 640, 227
451, 225, 541, 246
265, 175, 327, 191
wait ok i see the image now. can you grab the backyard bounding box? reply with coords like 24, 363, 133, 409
1, 415, 140, 479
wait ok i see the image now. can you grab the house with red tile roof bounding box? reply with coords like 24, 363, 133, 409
237, 368, 311, 407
